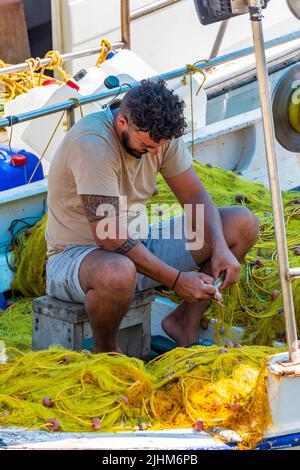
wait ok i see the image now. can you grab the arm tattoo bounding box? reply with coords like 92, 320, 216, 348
82, 195, 141, 253
81, 195, 119, 222
115, 238, 141, 254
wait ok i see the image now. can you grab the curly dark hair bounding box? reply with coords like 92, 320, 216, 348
120, 79, 187, 142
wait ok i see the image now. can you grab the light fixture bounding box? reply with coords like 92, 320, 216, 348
287, 0, 300, 20
193, 0, 270, 25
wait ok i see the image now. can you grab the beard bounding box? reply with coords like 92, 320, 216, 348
121, 131, 146, 159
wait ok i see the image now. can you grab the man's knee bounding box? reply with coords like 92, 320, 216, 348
92, 255, 138, 294
235, 206, 259, 246
220, 205, 259, 249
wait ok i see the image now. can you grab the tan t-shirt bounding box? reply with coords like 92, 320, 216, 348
46, 106, 193, 257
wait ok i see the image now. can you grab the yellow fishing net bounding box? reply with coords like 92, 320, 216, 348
0, 161, 297, 449
0, 344, 283, 449
8, 161, 300, 345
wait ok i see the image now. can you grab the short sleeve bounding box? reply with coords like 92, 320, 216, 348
68, 133, 120, 196
159, 137, 193, 178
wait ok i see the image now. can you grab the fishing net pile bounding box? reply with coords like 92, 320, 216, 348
0, 344, 282, 449
0, 161, 296, 449
6, 161, 300, 346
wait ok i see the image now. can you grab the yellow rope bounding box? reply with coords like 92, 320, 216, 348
181, 59, 209, 158
96, 39, 112, 67
39, 50, 70, 83
0, 50, 70, 104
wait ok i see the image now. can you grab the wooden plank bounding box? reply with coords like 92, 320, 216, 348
0, 0, 30, 64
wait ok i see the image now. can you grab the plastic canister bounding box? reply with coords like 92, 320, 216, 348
21, 80, 100, 164
72, 50, 158, 109
98, 49, 157, 83
0, 144, 44, 192
4, 82, 60, 151
73, 66, 106, 96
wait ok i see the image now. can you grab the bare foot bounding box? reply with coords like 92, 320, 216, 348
161, 306, 200, 347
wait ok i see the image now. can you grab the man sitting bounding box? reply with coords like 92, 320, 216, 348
46, 79, 259, 354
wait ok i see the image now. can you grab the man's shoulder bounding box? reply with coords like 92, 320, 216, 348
50, 108, 119, 173
71, 107, 114, 138
61, 107, 120, 157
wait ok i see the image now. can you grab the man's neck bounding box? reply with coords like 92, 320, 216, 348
111, 106, 122, 141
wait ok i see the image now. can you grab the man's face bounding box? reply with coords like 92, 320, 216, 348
120, 121, 167, 159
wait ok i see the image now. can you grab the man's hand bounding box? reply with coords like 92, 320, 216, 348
174, 272, 217, 303
211, 245, 241, 291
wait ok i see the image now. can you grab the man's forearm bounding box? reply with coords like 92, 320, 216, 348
101, 236, 179, 288
165, 167, 227, 251
190, 190, 227, 249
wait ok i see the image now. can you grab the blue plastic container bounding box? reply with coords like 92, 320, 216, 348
0, 293, 7, 311
0, 145, 44, 192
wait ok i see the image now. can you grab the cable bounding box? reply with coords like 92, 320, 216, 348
102, 82, 133, 110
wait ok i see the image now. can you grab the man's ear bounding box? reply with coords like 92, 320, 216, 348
117, 113, 128, 131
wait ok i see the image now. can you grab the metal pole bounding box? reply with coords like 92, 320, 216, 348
121, 0, 131, 50
0, 42, 125, 76
209, 20, 229, 60
66, 108, 75, 130
249, 0, 299, 363
0, 29, 299, 77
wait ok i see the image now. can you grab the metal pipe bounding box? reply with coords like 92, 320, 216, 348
289, 268, 300, 279
209, 20, 229, 60
66, 108, 75, 130
249, 0, 299, 363
0, 87, 133, 128
0, 42, 125, 76
121, 0, 131, 49
1, 30, 300, 130
0, 25, 298, 79
130, 0, 183, 21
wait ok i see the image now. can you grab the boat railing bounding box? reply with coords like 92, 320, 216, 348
1, 28, 300, 130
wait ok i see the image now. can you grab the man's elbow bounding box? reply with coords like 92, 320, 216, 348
94, 236, 127, 252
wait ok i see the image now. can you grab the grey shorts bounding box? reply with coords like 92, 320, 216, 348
46, 216, 198, 303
